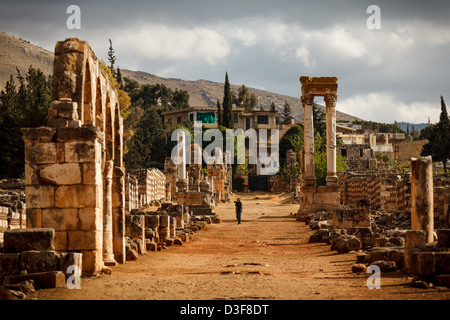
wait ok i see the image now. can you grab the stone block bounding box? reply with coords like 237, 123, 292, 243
20, 250, 60, 274
79, 207, 102, 231
82, 162, 102, 185
55, 185, 97, 208
434, 274, 450, 287
80, 249, 102, 276
64, 141, 98, 163
26, 209, 43, 228
24, 142, 56, 164
54, 231, 68, 251
437, 229, 450, 248
434, 252, 450, 274
0, 253, 20, 284
68, 230, 101, 251
4, 271, 66, 289
26, 185, 55, 209
3, 228, 55, 253
39, 163, 82, 185
42, 208, 79, 231
409, 252, 435, 276
405, 230, 426, 249
159, 215, 170, 227
56, 142, 65, 163
59, 252, 83, 279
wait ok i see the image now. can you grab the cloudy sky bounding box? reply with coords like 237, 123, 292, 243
1, 0, 450, 124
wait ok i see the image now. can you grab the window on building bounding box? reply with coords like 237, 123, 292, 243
257, 115, 269, 124
234, 114, 239, 123
341, 149, 347, 157
246, 118, 251, 130
189, 114, 194, 122
197, 112, 216, 124
177, 116, 181, 124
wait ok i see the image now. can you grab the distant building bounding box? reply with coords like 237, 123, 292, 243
161, 106, 292, 189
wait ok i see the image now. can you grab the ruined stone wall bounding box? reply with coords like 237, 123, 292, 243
21, 38, 126, 275
0, 179, 26, 244
338, 171, 409, 212
434, 179, 450, 228
128, 168, 166, 206
124, 173, 139, 212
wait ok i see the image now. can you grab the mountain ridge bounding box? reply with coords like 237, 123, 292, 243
0, 32, 359, 122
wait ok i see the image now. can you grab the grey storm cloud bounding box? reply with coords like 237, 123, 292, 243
1, 0, 450, 123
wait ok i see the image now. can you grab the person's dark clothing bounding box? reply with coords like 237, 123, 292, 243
235, 200, 242, 224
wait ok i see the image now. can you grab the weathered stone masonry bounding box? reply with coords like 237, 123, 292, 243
21, 38, 126, 275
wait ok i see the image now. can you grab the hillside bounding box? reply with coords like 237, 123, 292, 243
0, 32, 359, 122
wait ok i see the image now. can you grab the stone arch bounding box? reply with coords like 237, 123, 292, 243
83, 59, 93, 125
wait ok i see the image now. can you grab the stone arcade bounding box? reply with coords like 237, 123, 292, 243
21, 38, 126, 275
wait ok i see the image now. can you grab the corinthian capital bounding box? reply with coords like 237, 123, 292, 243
324, 93, 338, 106
301, 93, 314, 106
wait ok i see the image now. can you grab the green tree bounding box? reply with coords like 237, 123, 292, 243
124, 82, 190, 170
421, 96, 450, 173
222, 72, 234, 129
282, 100, 293, 124
313, 102, 326, 138
0, 66, 52, 178
270, 102, 276, 112
216, 99, 222, 126
108, 39, 116, 78
237, 84, 258, 111
279, 125, 304, 182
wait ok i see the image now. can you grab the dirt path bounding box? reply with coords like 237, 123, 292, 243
32, 192, 450, 301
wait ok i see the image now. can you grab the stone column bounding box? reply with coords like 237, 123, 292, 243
324, 93, 338, 185
301, 93, 316, 186
177, 131, 187, 181
103, 160, 117, 266
410, 156, 434, 243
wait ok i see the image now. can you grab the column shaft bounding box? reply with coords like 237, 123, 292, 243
302, 93, 316, 186
325, 94, 338, 185
411, 156, 434, 243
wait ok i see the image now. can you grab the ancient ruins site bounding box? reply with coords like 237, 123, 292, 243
0, 37, 449, 306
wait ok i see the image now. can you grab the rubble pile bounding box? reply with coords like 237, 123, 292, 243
124, 203, 221, 261
0, 228, 82, 299
0, 179, 26, 247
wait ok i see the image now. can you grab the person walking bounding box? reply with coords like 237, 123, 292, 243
235, 197, 242, 224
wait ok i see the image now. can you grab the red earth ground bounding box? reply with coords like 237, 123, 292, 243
30, 192, 450, 301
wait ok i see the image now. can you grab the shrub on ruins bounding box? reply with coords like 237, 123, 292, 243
0, 66, 51, 178
314, 133, 347, 186
420, 96, 450, 174
279, 125, 304, 182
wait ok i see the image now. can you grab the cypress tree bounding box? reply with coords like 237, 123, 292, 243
216, 99, 222, 126
222, 72, 233, 129
421, 96, 450, 173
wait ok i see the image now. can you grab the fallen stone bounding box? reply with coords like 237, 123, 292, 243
146, 242, 158, 251
5, 279, 36, 295
309, 234, 321, 243
3, 228, 55, 253
351, 263, 367, 273
126, 249, 139, 261
165, 238, 175, 246
356, 252, 368, 264
411, 280, 430, 289
434, 274, 450, 287
3, 271, 66, 289
20, 250, 60, 274
370, 260, 397, 272
173, 238, 183, 246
